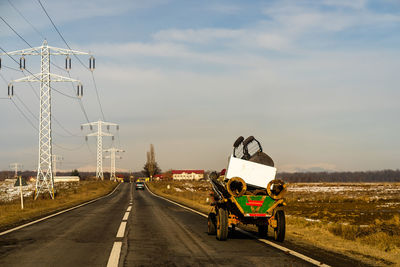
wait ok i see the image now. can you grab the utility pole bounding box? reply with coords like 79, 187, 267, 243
52, 155, 63, 176
104, 147, 124, 181
82, 120, 118, 180
2, 40, 92, 199
9, 162, 22, 178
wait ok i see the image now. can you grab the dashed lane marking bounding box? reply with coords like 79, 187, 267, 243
116, 221, 127, 238
122, 211, 130, 221
106, 241, 122, 267
145, 183, 330, 267
127, 206, 132, 212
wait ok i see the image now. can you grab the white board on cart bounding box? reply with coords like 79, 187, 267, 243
225, 155, 276, 188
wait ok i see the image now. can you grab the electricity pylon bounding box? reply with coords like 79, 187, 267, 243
104, 147, 124, 181
82, 120, 118, 180
52, 155, 63, 176
9, 163, 22, 178
2, 40, 90, 199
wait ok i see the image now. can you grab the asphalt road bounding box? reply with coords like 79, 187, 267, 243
123, 187, 312, 267
0, 183, 130, 267
0, 183, 366, 267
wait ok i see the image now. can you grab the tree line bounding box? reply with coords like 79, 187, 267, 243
276, 169, 400, 183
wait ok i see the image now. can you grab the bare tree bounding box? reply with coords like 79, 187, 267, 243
143, 144, 160, 179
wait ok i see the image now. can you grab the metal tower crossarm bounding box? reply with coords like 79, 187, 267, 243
1, 44, 89, 56
10, 73, 79, 83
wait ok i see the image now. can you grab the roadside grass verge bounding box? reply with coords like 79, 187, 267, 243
146, 180, 211, 214
0, 181, 118, 231
148, 181, 400, 266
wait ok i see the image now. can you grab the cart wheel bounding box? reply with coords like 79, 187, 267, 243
216, 208, 228, 241
258, 225, 268, 238
207, 213, 216, 235
273, 210, 285, 242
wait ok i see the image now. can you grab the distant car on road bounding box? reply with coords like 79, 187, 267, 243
135, 181, 145, 190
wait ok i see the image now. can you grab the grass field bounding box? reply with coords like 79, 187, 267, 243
147, 181, 400, 266
0, 181, 118, 231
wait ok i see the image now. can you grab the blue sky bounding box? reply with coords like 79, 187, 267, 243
0, 0, 399, 173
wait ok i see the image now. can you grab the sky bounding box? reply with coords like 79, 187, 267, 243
0, 0, 399, 173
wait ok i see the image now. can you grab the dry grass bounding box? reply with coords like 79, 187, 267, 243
0, 181, 117, 231
148, 180, 400, 266
285, 216, 400, 266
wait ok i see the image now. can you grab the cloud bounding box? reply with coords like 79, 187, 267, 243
322, 0, 367, 9
153, 28, 243, 44
208, 4, 241, 14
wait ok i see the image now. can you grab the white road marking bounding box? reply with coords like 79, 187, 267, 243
122, 211, 130, 221
145, 183, 330, 267
0, 183, 121, 237
127, 206, 132, 212
237, 229, 330, 266
116, 221, 127, 238
106, 241, 122, 267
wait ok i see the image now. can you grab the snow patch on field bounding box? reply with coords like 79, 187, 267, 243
0, 180, 35, 202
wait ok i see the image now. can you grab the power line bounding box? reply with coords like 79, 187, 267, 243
1, 46, 84, 137
7, 0, 46, 40
0, 45, 80, 99
14, 94, 38, 122
2, 64, 20, 71
37, 0, 106, 121
10, 98, 38, 131
2, 48, 89, 141
0, 72, 9, 84
67, 70, 90, 122
53, 141, 86, 151
15, 92, 80, 138
1, 10, 91, 123
90, 72, 106, 120
51, 55, 91, 123
36, 0, 88, 70
1, 15, 77, 74
0, 16, 34, 50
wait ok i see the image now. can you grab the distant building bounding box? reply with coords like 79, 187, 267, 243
54, 176, 80, 183
153, 174, 163, 180
172, 170, 204, 180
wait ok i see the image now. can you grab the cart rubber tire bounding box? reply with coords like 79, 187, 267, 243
274, 210, 285, 242
258, 225, 268, 238
207, 213, 216, 235
216, 208, 228, 241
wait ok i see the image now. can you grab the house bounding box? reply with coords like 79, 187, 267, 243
153, 174, 163, 180
172, 170, 204, 180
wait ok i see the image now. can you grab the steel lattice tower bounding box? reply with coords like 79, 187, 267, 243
2, 40, 90, 199
82, 121, 118, 180
9, 163, 22, 178
52, 155, 63, 176
104, 147, 124, 181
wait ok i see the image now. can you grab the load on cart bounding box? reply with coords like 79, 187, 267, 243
208, 136, 287, 241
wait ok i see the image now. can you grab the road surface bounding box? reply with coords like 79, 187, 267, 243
0, 183, 365, 266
